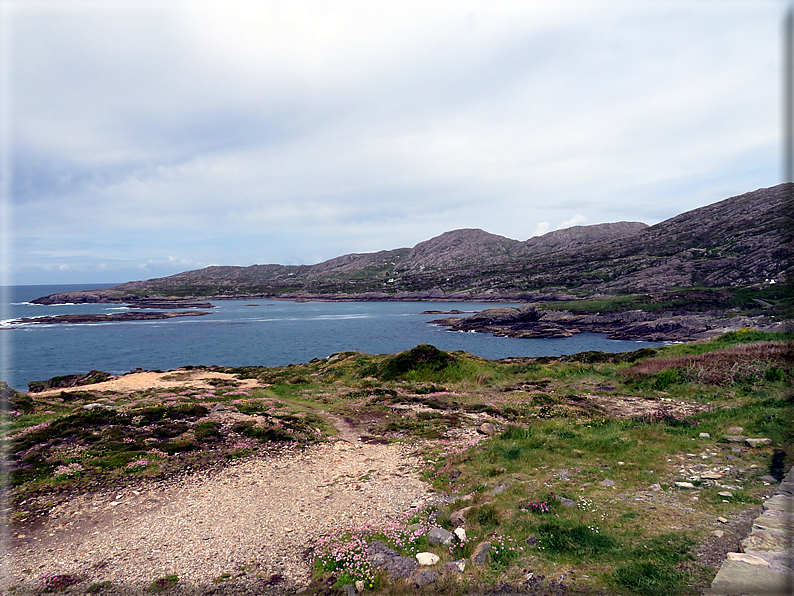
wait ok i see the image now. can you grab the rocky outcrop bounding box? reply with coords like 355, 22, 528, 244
13, 311, 210, 325
430, 305, 785, 342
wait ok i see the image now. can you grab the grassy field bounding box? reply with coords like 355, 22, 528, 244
3, 329, 792, 595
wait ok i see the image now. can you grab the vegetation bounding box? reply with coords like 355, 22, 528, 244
4, 329, 792, 594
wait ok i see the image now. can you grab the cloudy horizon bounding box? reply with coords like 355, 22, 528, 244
0, 0, 786, 286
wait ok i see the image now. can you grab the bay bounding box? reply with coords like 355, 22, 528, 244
1, 284, 664, 391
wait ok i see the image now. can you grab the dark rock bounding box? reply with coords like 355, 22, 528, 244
525, 535, 537, 546
383, 556, 418, 580
411, 569, 439, 588
559, 497, 577, 508
450, 506, 474, 526
471, 542, 491, 567
427, 527, 454, 547
341, 585, 356, 596
366, 540, 399, 568
443, 560, 466, 574
478, 423, 497, 436
15, 311, 210, 327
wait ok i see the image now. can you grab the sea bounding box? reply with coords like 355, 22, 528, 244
0, 284, 666, 391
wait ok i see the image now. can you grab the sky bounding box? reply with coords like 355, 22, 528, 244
0, 0, 787, 286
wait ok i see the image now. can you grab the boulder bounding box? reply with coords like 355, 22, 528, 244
453, 527, 466, 542
471, 542, 491, 567
559, 497, 577, 507
412, 569, 439, 588
477, 423, 497, 436
427, 527, 454, 547
383, 556, 417, 579
443, 560, 466, 573
745, 438, 772, 448
416, 552, 440, 566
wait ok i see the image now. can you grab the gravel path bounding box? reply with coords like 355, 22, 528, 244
4, 434, 433, 595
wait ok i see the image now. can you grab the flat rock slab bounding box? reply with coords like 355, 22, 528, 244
763, 495, 793, 511
707, 560, 793, 596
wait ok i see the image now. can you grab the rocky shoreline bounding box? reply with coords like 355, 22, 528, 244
14, 311, 210, 325
429, 305, 786, 342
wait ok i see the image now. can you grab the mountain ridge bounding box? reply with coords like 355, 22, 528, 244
32, 183, 792, 305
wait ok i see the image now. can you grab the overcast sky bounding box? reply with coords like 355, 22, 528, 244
0, 0, 786, 285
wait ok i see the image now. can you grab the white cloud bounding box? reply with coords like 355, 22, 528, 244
558, 215, 588, 230
4, 1, 783, 283
533, 222, 550, 237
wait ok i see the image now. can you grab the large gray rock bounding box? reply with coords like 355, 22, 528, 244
383, 556, 418, 579
471, 542, 491, 567
411, 569, 439, 588
427, 527, 454, 547
366, 540, 399, 568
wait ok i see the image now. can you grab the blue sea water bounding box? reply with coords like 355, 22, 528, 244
0, 284, 665, 391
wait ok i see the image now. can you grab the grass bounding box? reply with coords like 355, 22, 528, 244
5, 330, 793, 595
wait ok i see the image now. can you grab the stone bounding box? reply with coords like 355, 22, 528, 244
724, 435, 745, 443
718, 491, 733, 498
427, 527, 454, 547
752, 513, 793, 534
725, 454, 739, 460
383, 556, 417, 579
717, 517, 728, 523
763, 495, 793, 511
709, 560, 792, 595
411, 569, 438, 588
559, 497, 577, 507
699, 432, 711, 439
745, 438, 772, 448
741, 530, 791, 551
650, 483, 662, 492
701, 472, 724, 480
489, 483, 511, 495
443, 560, 466, 573
675, 482, 696, 489
525, 535, 537, 546
726, 552, 771, 566
731, 446, 743, 453
757, 475, 777, 483
342, 585, 356, 596
416, 552, 440, 566
449, 506, 474, 526
712, 530, 724, 538
453, 527, 466, 542
471, 542, 491, 567
406, 523, 423, 534
477, 423, 497, 436
727, 426, 744, 434
599, 479, 615, 487
367, 540, 399, 568
355, 580, 365, 593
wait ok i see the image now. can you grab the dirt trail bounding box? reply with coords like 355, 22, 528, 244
4, 378, 436, 595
